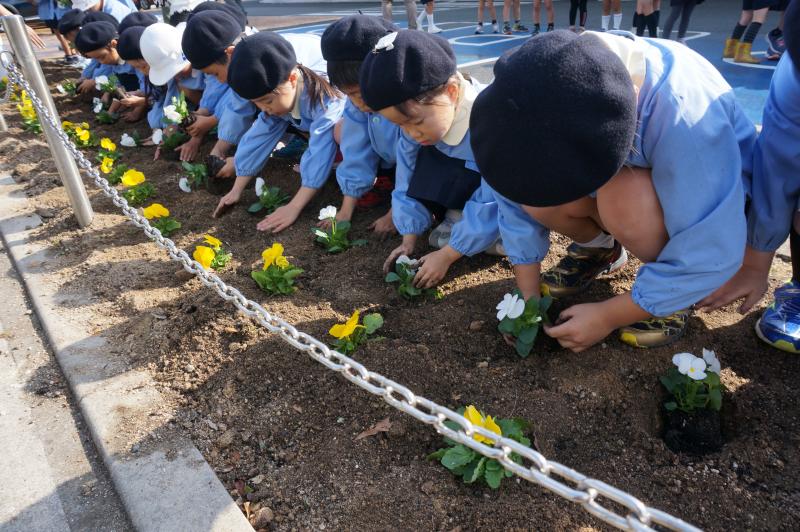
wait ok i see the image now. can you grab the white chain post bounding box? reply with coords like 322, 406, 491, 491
1, 55, 703, 532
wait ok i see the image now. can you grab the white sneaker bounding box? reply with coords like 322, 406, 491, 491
483, 239, 506, 257
428, 210, 462, 248
428, 24, 443, 34
475, 24, 484, 34
492, 22, 499, 33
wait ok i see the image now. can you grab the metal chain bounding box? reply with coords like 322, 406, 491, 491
2, 55, 702, 532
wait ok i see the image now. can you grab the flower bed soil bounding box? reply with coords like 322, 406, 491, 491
1, 60, 799, 530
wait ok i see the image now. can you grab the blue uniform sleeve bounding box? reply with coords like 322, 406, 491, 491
335, 101, 381, 198
198, 75, 227, 113
747, 55, 800, 252
633, 89, 748, 316
391, 131, 431, 235
217, 91, 258, 145
81, 59, 99, 79
147, 91, 166, 130
297, 97, 345, 189
493, 186, 551, 265
449, 180, 500, 256
234, 113, 289, 177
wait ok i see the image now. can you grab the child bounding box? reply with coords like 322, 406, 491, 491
723, 0, 777, 64
38, 0, 78, 64
698, 0, 800, 352
115, 23, 157, 122
416, 0, 442, 33
75, 21, 143, 93
381, 0, 418, 30
532, 0, 555, 34
569, 0, 588, 32
470, 30, 757, 351
765, 0, 789, 60
181, 9, 259, 167
662, 0, 700, 43
59, 10, 119, 94
70, 0, 135, 23
502, 0, 528, 34
635, 0, 658, 37
601, 0, 623, 31
359, 30, 545, 288
320, 15, 401, 233
475, 0, 499, 34
212, 31, 346, 233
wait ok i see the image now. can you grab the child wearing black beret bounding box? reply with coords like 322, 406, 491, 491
60, 10, 120, 95
359, 30, 546, 290
213, 31, 346, 233
470, 30, 756, 352
320, 15, 402, 235
75, 21, 143, 94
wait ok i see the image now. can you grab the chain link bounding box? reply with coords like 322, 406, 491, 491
3, 56, 702, 532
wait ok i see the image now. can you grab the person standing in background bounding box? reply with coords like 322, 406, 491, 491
532, 0, 555, 34
382, 0, 418, 30
416, 0, 442, 33
662, 0, 702, 43
503, 0, 528, 35
601, 0, 622, 31
724, 1, 778, 64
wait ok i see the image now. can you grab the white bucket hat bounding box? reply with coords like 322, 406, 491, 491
71, 0, 98, 11
140, 22, 190, 86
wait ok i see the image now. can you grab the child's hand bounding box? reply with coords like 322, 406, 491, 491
384, 240, 416, 274
414, 246, 460, 289
77, 79, 96, 94
177, 136, 202, 162
120, 94, 145, 107
696, 247, 773, 314
369, 210, 396, 238
257, 204, 301, 233
122, 106, 146, 122
216, 157, 235, 178
213, 188, 242, 218
543, 302, 614, 353
186, 114, 216, 137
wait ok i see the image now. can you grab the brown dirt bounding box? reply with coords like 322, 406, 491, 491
1, 60, 798, 531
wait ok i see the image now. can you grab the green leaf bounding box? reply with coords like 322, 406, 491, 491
248, 202, 264, 213
461, 457, 486, 484
497, 419, 523, 441
514, 338, 534, 358
659, 375, 677, 393
484, 461, 503, 489
362, 313, 384, 335
664, 401, 678, 411
497, 318, 515, 334
336, 220, 351, 232
385, 272, 401, 283
441, 445, 476, 470
517, 325, 539, 345
351, 239, 368, 247
707, 388, 722, 411
427, 448, 447, 461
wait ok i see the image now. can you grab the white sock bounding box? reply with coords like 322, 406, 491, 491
613, 13, 622, 30
427, 12, 435, 26
601, 15, 610, 30
576, 232, 615, 249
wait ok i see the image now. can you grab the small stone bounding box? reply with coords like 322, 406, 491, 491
224, 327, 238, 334
184, 364, 195, 373
336, 417, 345, 424
253, 506, 274, 527
477, 361, 489, 369
130, 443, 140, 453
250, 474, 265, 485
205, 419, 218, 431
36, 207, 55, 218
468, 320, 485, 331
175, 269, 194, 282
241, 430, 252, 443
217, 429, 236, 449
420, 481, 435, 495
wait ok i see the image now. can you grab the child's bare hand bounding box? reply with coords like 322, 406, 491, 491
213, 188, 242, 218
216, 157, 235, 178
77, 79, 96, 94
178, 136, 201, 162
186, 114, 215, 137
120, 94, 145, 107
369, 211, 396, 238
383, 242, 415, 274
413, 249, 454, 289
696, 264, 769, 314
257, 204, 301, 233
543, 303, 613, 353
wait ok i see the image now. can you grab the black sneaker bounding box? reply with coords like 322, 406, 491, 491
532, 24, 540, 35
619, 309, 690, 349
540, 241, 627, 297
547, 23, 554, 32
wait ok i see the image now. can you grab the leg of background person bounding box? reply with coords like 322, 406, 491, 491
676, 0, 698, 41
662, 2, 682, 39
382, 0, 393, 22
602, 0, 611, 30
546, 0, 554, 25
579, 0, 588, 28
570, 0, 578, 28
736, 7, 770, 63
612, 0, 623, 28
405, 0, 418, 29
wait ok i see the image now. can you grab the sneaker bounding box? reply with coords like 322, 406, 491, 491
428, 24, 442, 34
514, 23, 529, 32
492, 22, 499, 33
755, 281, 800, 353
475, 23, 484, 34
63, 55, 79, 65
503, 23, 512, 35
272, 136, 307, 159
766, 28, 786, 58
547, 23, 554, 32
531, 24, 540, 35
356, 174, 393, 209
428, 209, 462, 248
619, 309, 690, 349
540, 241, 628, 297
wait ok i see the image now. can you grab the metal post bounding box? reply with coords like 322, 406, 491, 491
1, 15, 93, 227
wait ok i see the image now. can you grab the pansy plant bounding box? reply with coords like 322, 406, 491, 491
60, 79, 77, 95
120, 132, 138, 147
163, 93, 189, 125
328, 310, 384, 355
496, 290, 552, 357
63, 121, 96, 147
428, 406, 530, 489
193, 234, 232, 271
660, 349, 723, 414
248, 177, 290, 215
120, 169, 154, 206
94, 74, 119, 94
312, 205, 366, 254
142, 203, 181, 236
97, 137, 119, 162
182, 161, 207, 189
17, 91, 41, 134
385, 255, 442, 300
251, 243, 303, 295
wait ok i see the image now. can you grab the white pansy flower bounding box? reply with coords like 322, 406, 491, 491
254, 177, 265, 197
396, 255, 419, 269
318, 205, 337, 220
92, 97, 103, 113
702, 348, 721, 375
151, 128, 163, 145
94, 75, 108, 86
673, 353, 707, 381
120, 133, 136, 147
56, 84, 66, 94
496, 293, 525, 321
672, 352, 694, 370
163, 104, 182, 123
178, 177, 192, 193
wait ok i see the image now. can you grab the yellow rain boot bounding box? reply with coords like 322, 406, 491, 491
735, 42, 761, 64
723, 38, 738, 58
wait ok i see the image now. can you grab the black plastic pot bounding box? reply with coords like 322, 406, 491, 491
205, 154, 233, 195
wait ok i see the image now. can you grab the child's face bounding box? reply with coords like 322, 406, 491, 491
200, 47, 233, 84
86, 43, 120, 65
66, 30, 78, 44
128, 59, 149, 75
339, 84, 371, 113
251, 70, 298, 116
378, 81, 459, 146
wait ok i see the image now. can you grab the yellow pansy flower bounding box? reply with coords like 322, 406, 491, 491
275, 255, 290, 269
261, 243, 284, 268
80, 122, 90, 129
121, 169, 145, 187
75, 127, 90, 142
464, 405, 502, 444
203, 234, 222, 249
100, 137, 116, 152
193, 245, 215, 270
142, 203, 169, 219
329, 310, 361, 339
62, 120, 74, 130
100, 157, 114, 174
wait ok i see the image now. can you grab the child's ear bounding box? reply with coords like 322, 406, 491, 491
110, 39, 118, 49
288, 69, 299, 87
225, 45, 235, 58
446, 79, 460, 102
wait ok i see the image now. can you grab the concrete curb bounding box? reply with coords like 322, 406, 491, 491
0, 175, 252, 532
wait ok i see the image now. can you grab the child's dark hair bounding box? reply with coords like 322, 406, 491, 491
294, 65, 340, 110
326, 60, 361, 90
169, 10, 191, 27
394, 71, 469, 117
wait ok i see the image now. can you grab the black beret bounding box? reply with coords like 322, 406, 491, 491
117, 26, 146, 61
359, 30, 456, 111
785, 0, 800, 71
75, 21, 118, 54
192, 1, 247, 31
321, 15, 397, 63
182, 10, 241, 69
470, 31, 637, 207
118, 11, 158, 35
83, 11, 119, 29
57, 9, 85, 35
228, 31, 296, 99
